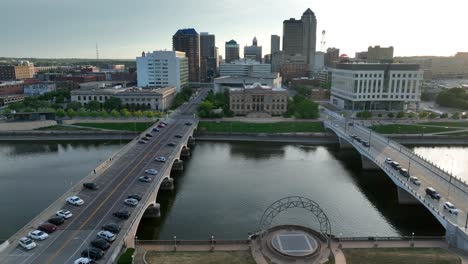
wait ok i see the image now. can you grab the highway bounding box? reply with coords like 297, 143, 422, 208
0, 88, 208, 264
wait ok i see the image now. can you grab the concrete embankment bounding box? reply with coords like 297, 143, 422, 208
0, 131, 137, 141
196, 132, 468, 146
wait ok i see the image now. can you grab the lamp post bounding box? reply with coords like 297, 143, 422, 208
74, 237, 89, 260
411, 232, 415, 247
210, 235, 215, 251
446, 154, 454, 201
173, 236, 177, 251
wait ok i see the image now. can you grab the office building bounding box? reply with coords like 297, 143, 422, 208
220, 59, 271, 77
325, 48, 340, 68
229, 83, 288, 116
367, 46, 394, 63
330, 63, 423, 111
0, 66, 16, 81
23, 79, 56, 96
14, 61, 35, 80
283, 18, 303, 56
301, 8, 317, 73
0, 81, 24, 95
200, 32, 218, 82
136, 50, 189, 92
214, 71, 282, 94
173, 28, 200, 82
355, 51, 368, 61
244, 37, 263, 62
271, 35, 281, 54
225, 40, 240, 63
314, 51, 325, 69
396, 52, 468, 80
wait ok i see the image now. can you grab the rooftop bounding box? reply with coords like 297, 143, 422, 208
174, 28, 198, 35
336, 63, 421, 71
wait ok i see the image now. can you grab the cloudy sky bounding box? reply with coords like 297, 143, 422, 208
1, 0, 466, 59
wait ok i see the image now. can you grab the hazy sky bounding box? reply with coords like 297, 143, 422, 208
1, 0, 467, 59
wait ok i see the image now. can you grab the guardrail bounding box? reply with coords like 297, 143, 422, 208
336, 236, 445, 242
137, 239, 250, 245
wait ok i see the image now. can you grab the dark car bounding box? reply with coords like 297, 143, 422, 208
399, 168, 410, 178
102, 223, 121, 234
167, 142, 176, 147
113, 210, 130, 219
91, 238, 110, 250
185, 122, 192, 126
127, 194, 142, 201
142, 137, 150, 141
362, 141, 370, 148
157, 124, 165, 128
145, 133, 153, 138
390, 161, 401, 170
83, 182, 99, 190
38, 223, 57, 234
152, 128, 160, 132
426, 187, 441, 200
356, 137, 363, 143
81, 247, 104, 260
160, 122, 168, 126
48, 216, 65, 226
174, 135, 183, 138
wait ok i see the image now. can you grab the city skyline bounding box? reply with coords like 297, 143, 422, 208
1, 0, 467, 59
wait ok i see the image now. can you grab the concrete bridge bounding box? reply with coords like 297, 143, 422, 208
0, 90, 208, 264
323, 112, 468, 252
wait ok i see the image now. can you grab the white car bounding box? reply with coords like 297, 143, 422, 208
139, 176, 152, 183
19, 237, 36, 250
67, 196, 84, 206
74, 258, 93, 264
385, 158, 393, 164
410, 177, 421, 186
124, 198, 139, 207
145, 169, 158, 175
444, 202, 459, 215
97, 230, 116, 242
155, 157, 167, 162
56, 210, 73, 219
28, 230, 48, 241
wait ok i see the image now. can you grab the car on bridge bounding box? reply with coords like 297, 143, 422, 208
56, 209, 73, 219
139, 176, 152, 182
27, 230, 48, 241
175, 134, 183, 138
113, 210, 130, 219
425, 187, 441, 200
19, 237, 36, 251
124, 198, 139, 207
102, 223, 121, 234
38, 223, 57, 233
399, 168, 410, 178
127, 194, 142, 201
410, 177, 422, 186
81, 247, 104, 260
185, 122, 193, 126
167, 142, 176, 147
155, 156, 166, 162
83, 182, 99, 190
48, 216, 65, 226
362, 141, 370, 148
74, 257, 94, 264
390, 161, 401, 170
444, 202, 459, 215
97, 230, 116, 242
91, 238, 110, 250
67, 196, 84, 206
145, 169, 158, 175
138, 140, 147, 144
385, 158, 393, 164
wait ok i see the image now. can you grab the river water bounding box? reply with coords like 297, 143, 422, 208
0, 141, 466, 241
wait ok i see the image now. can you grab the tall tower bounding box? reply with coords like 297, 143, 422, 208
253, 37, 258, 47
225, 40, 240, 63
271, 35, 280, 54
173, 28, 200, 82
283, 18, 303, 56
301, 8, 317, 73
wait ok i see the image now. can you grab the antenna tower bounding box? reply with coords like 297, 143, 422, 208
320, 30, 326, 52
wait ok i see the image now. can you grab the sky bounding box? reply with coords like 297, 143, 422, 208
1, 0, 467, 59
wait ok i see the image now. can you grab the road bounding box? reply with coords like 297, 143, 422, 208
0, 89, 207, 264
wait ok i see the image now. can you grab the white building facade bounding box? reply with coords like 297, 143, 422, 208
220, 59, 271, 77
136, 51, 189, 92
330, 63, 423, 111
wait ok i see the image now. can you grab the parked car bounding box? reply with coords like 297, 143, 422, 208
145, 133, 153, 138
157, 124, 165, 128
185, 122, 192, 126
425, 187, 441, 200
56, 210, 73, 219
142, 137, 150, 141
167, 142, 176, 147
152, 128, 160, 132
127, 194, 142, 201
28, 230, 48, 241
155, 157, 167, 162
444, 202, 459, 215
67, 196, 84, 206
48, 216, 65, 226
409, 177, 421, 186
102, 223, 121, 234
83, 183, 98, 190
385, 158, 393, 164
124, 198, 139, 207
19, 237, 36, 251
399, 168, 410, 178
91, 238, 110, 250
81, 248, 104, 260
160, 122, 168, 126
74, 257, 94, 264
145, 169, 158, 175
139, 176, 152, 183
113, 210, 130, 219
138, 140, 147, 144
174, 135, 183, 138
38, 223, 57, 233
97, 231, 116, 242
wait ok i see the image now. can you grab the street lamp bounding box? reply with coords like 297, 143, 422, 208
446, 154, 455, 201
173, 236, 177, 251
74, 237, 89, 260
411, 232, 415, 247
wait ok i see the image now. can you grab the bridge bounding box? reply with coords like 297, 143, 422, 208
0, 89, 209, 264
323, 110, 468, 252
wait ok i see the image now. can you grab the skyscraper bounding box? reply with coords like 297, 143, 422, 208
271, 35, 280, 54
200, 32, 218, 82
325, 48, 340, 68
283, 18, 303, 56
244, 37, 263, 63
225, 40, 240, 63
173, 28, 200, 82
301, 8, 317, 73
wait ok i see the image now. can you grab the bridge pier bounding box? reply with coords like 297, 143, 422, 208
338, 137, 353, 149
160, 178, 175, 191
171, 159, 184, 174
188, 137, 196, 147
181, 147, 191, 159
446, 222, 468, 252
396, 186, 419, 205
143, 203, 161, 218
361, 155, 380, 170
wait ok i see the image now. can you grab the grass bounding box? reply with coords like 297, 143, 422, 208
145, 251, 256, 264
343, 248, 461, 264
370, 124, 460, 134
73, 122, 156, 132
197, 121, 325, 133
35, 125, 95, 131
438, 131, 468, 136
117, 248, 135, 264
417, 122, 468, 128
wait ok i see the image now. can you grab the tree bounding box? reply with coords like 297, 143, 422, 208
429, 112, 439, 119
452, 112, 460, 119
103, 97, 122, 111
99, 110, 108, 118
78, 108, 88, 117
408, 112, 416, 119
110, 109, 120, 118
440, 113, 449, 119
7, 102, 25, 111
396, 112, 406, 119
90, 111, 99, 118
121, 108, 131, 118
67, 109, 76, 118
144, 111, 154, 118
356, 111, 372, 119
387, 112, 395, 118
198, 101, 215, 118
56, 109, 66, 118
419, 112, 429, 119
133, 110, 143, 118
87, 100, 101, 111
67, 102, 81, 111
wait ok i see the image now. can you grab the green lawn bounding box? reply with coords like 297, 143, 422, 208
343, 248, 461, 264
197, 121, 325, 133
417, 122, 468, 128
35, 125, 95, 131
73, 122, 156, 132
370, 124, 460, 134
145, 251, 256, 264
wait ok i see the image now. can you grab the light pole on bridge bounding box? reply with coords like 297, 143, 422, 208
446, 154, 455, 201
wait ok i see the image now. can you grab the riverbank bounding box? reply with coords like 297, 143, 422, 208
0, 130, 137, 141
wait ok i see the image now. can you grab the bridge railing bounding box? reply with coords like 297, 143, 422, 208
137, 239, 251, 245
336, 236, 445, 242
